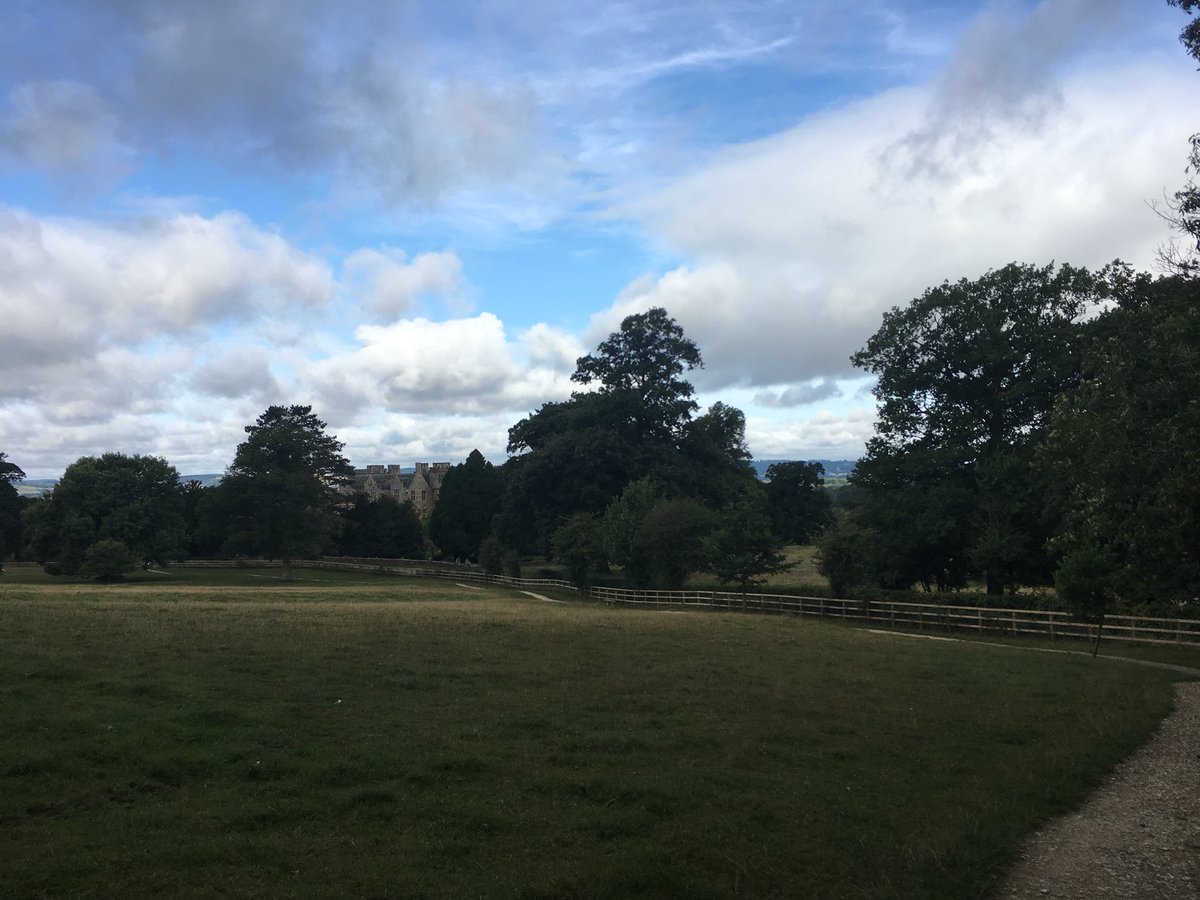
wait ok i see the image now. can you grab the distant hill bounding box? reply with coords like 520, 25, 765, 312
751, 459, 857, 481
14, 473, 222, 497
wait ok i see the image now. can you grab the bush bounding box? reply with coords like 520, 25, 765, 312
80, 539, 136, 582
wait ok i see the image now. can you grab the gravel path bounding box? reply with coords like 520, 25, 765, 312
991, 679, 1200, 898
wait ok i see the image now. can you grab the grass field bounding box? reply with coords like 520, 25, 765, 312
0, 569, 1191, 898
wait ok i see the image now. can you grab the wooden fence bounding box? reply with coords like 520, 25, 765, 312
170, 558, 1200, 648
588, 587, 1200, 647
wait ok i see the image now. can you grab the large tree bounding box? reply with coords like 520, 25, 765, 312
571, 306, 703, 442
0, 452, 26, 566
1043, 273, 1200, 610
850, 262, 1109, 593
763, 461, 832, 545
708, 493, 793, 603
221, 405, 352, 580
336, 493, 424, 560
502, 308, 753, 547
25, 453, 186, 577
428, 449, 504, 561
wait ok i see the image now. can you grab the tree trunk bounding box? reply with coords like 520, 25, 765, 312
281, 553, 293, 582
986, 570, 1003, 596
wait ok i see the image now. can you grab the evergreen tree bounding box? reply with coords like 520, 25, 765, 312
222, 405, 352, 580
428, 449, 503, 561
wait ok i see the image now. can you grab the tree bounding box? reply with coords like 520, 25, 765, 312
501, 308, 753, 546
1042, 273, 1200, 611
1054, 546, 1119, 658
0, 452, 25, 566
222, 405, 352, 581
598, 478, 662, 585
428, 449, 503, 561
763, 461, 832, 544
551, 512, 605, 591
669, 402, 758, 507
632, 497, 714, 589
816, 515, 881, 598
850, 262, 1108, 594
80, 538, 137, 582
572, 307, 702, 441
708, 494, 793, 603
26, 453, 187, 575
336, 493, 424, 560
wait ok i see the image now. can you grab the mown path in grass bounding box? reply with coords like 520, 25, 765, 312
0, 577, 1193, 898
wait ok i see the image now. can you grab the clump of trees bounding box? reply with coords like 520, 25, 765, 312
817, 263, 1199, 615
489, 308, 813, 590
23, 452, 187, 578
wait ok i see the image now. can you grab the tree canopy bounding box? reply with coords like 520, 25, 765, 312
846, 262, 1113, 594
0, 452, 26, 565
220, 405, 352, 580
503, 308, 754, 555
428, 449, 504, 561
1043, 273, 1200, 610
571, 306, 702, 441
25, 453, 186, 577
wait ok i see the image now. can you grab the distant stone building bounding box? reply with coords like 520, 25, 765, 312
347, 462, 452, 514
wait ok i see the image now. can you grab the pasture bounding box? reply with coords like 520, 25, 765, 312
0, 569, 1190, 898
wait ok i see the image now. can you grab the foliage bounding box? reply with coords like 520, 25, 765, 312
669, 401, 758, 506
504, 309, 752, 547
0, 452, 24, 564
598, 477, 662, 584
0, 451, 24, 484
849, 262, 1110, 594
336, 493, 424, 559
221, 405, 352, 580
427, 449, 503, 561
1055, 545, 1119, 657
503, 393, 643, 549
1042, 274, 1200, 610
551, 512, 605, 590
24, 453, 186, 575
478, 535, 505, 575
707, 494, 793, 598
571, 306, 702, 441
79, 538, 137, 581
764, 460, 832, 543
632, 497, 714, 589
816, 515, 882, 598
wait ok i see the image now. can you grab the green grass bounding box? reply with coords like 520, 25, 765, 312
0, 573, 1190, 898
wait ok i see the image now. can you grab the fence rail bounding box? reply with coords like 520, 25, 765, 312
170, 558, 1200, 647
588, 587, 1200, 647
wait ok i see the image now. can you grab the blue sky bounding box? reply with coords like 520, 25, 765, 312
0, 0, 1194, 477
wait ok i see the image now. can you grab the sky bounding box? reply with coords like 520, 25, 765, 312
0, 0, 1194, 479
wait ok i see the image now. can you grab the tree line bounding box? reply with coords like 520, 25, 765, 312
3, 2, 1196, 617
0, 308, 832, 591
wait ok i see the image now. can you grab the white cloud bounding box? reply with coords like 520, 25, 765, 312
612, 57, 1195, 394
747, 408, 877, 461
0, 206, 333, 391
342, 247, 464, 320
300, 313, 576, 416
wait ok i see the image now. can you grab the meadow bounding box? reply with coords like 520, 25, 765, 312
0, 568, 1192, 898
